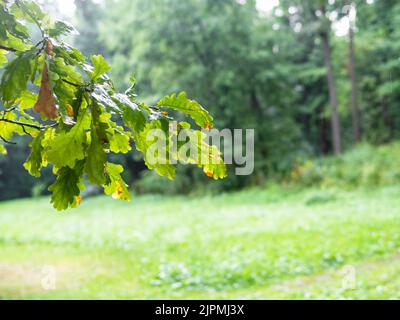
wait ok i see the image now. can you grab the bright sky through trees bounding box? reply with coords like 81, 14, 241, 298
55, 0, 351, 36
55, 0, 280, 16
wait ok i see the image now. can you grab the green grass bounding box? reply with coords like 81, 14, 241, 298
1, 185, 400, 299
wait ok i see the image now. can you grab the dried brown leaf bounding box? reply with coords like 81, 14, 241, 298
33, 63, 58, 120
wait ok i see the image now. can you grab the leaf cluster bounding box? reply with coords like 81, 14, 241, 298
0, 0, 226, 210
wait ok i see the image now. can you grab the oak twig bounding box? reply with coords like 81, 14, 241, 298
0, 118, 50, 131
0, 135, 16, 145
0, 45, 18, 52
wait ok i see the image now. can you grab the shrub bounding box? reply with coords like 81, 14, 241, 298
288, 142, 400, 189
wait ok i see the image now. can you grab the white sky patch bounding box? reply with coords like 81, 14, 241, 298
256, 0, 279, 13
54, 0, 104, 17
54, 0, 76, 17
334, 17, 350, 37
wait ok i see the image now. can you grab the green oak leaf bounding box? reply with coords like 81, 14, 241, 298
0, 49, 37, 107
46, 110, 90, 169
135, 119, 176, 180
1, 3, 31, 41
110, 129, 131, 154
16, 90, 38, 109
52, 42, 85, 64
85, 126, 107, 185
157, 92, 213, 129
85, 104, 110, 185
176, 127, 227, 180
89, 55, 111, 81
0, 112, 23, 139
49, 20, 78, 38
24, 131, 45, 177
12, 0, 47, 27
49, 162, 85, 211
123, 107, 147, 135
103, 163, 131, 201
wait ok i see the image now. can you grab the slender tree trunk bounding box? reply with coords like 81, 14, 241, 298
321, 31, 342, 155
347, 3, 361, 143
318, 105, 330, 155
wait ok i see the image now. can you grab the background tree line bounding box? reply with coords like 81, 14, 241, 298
1, 0, 400, 199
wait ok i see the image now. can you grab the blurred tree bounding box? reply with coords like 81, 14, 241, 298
98, 0, 306, 186
0, 139, 35, 200
345, 0, 361, 143
74, 0, 106, 56
357, 0, 400, 143
280, 0, 342, 154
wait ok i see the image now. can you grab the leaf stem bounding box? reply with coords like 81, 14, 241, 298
0, 135, 17, 145
0, 118, 50, 131
0, 45, 18, 52
62, 79, 81, 87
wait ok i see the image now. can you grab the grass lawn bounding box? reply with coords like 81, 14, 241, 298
1, 185, 400, 299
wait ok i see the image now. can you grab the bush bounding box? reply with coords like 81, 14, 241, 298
288, 142, 400, 189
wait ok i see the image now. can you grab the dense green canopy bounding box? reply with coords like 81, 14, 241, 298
1, 0, 400, 201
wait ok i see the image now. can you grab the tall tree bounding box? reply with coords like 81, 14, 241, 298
355, 0, 400, 143
280, 0, 342, 154
319, 4, 342, 154
346, 0, 361, 143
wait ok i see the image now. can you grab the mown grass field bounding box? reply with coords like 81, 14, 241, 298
1, 185, 400, 299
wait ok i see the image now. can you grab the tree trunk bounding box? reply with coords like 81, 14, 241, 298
318, 105, 330, 155
348, 5, 362, 143
321, 31, 342, 155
